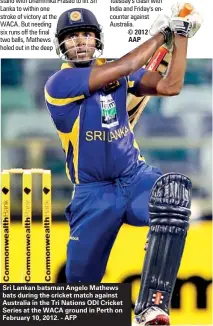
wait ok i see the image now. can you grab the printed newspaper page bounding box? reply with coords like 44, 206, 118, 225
1, 0, 212, 325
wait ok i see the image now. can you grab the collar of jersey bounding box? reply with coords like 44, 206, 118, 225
61, 58, 107, 70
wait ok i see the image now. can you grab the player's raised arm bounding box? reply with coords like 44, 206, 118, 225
155, 34, 188, 96
135, 34, 188, 97
88, 32, 166, 92
133, 7, 203, 97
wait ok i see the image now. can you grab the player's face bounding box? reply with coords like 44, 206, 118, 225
64, 31, 96, 61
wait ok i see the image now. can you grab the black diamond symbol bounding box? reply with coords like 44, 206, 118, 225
43, 187, 50, 195
24, 187, 31, 195
2, 187, 9, 195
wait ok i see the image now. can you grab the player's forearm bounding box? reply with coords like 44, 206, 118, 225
156, 35, 188, 96
89, 33, 165, 92
116, 33, 165, 74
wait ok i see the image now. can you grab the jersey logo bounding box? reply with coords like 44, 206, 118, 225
100, 94, 119, 129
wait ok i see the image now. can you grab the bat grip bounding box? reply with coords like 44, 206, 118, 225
178, 3, 194, 17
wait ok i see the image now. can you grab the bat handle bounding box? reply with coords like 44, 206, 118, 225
178, 3, 194, 17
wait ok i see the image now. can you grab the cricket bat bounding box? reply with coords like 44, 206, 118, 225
128, 3, 194, 129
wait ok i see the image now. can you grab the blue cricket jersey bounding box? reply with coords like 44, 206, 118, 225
44, 59, 146, 184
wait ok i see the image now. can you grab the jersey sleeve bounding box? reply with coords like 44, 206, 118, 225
127, 67, 147, 95
44, 67, 92, 108
44, 67, 92, 133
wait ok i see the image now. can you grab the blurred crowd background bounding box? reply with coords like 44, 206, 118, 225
1, 58, 212, 222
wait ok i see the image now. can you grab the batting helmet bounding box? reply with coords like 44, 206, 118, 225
54, 8, 104, 62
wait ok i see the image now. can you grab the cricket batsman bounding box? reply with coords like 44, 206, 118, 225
44, 5, 202, 325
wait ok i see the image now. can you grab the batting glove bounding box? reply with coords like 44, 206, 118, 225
170, 3, 203, 38
149, 14, 173, 50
